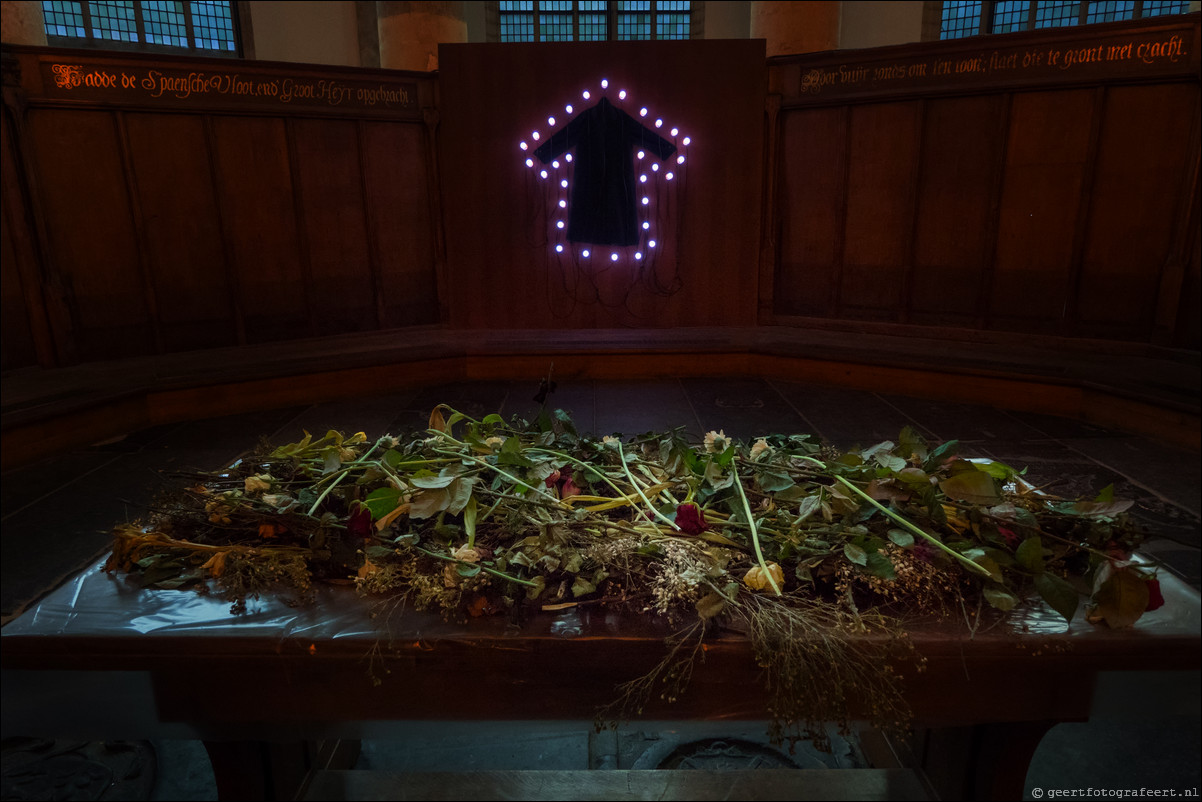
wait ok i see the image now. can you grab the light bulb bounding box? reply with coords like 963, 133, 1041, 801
670, 127, 679, 136
582, 89, 590, 99
637, 150, 645, 159
639, 174, 647, 183
619, 89, 627, 99
548, 116, 556, 126
552, 160, 560, 168
634, 252, 643, 260
532, 131, 540, 140
601, 79, 609, 88
677, 155, 685, 164
555, 244, 564, 253
582, 249, 590, 258
642, 197, 649, 205
651, 163, 659, 172
565, 154, 572, 162
642, 221, 650, 230
639, 107, 648, 117
666, 172, 674, 180
540, 170, 548, 179
558, 199, 567, 208
561, 179, 568, 188
525, 158, 534, 167
649, 240, 656, 248
610, 252, 619, 261
655, 119, 663, 128
565, 104, 573, 114
519, 141, 528, 151
683, 136, 691, 146
556, 220, 565, 229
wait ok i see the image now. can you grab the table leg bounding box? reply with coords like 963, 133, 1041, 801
919, 720, 1055, 801
203, 739, 361, 801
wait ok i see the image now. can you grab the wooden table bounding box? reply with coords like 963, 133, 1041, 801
2, 560, 1198, 800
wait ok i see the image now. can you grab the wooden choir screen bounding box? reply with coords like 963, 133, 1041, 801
764, 14, 1201, 349
0, 47, 442, 369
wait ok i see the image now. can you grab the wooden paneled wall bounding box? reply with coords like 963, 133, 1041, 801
765, 15, 1201, 349
1, 47, 441, 370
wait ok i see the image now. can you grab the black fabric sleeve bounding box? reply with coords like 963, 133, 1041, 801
533, 113, 582, 163
625, 115, 677, 162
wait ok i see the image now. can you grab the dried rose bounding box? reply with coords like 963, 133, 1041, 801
1146, 578, 1165, 612
743, 562, 784, 592
347, 504, 373, 540
244, 474, 273, 493
675, 502, 708, 535
749, 438, 771, 460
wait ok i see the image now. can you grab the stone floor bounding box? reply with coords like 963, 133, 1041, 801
2, 378, 1199, 800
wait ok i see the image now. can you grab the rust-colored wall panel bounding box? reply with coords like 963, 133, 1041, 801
911, 95, 1005, 322
1076, 84, 1196, 331
361, 122, 439, 328
775, 107, 845, 318
209, 116, 308, 343
841, 102, 920, 315
1, 198, 36, 371
291, 119, 375, 335
27, 109, 151, 360
124, 112, 236, 353
990, 89, 1095, 332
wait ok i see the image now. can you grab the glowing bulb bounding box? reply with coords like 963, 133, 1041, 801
610, 252, 619, 261
565, 154, 572, 162
532, 131, 540, 140
637, 150, 645, 159
635, 252, 643, 260
639, 174, 647, 183
548, 116, 556, 126
540, 170, 548, 179
601, 79, 609, 88
556, 220, 565, 229
651, 163, 659, 172
561, 179, 568, 188
642, 221, 650, 230
666, 172, 674, 180
683, 136, 691, 146
582, 89, 590, 99
642, 197, 649, 205
649, 240, 657, 248
619, 89, 627, 100
552, 160, 560, 168
655, 118, 663, 128
670, 127, 679, 136
558, 199, 567, 208
677, 155, 685, 164
582, 249, 590, 258
555, 244, 564, 253
565, 104, 573, 114
520, 141, 528, 151
525, 158, 534, 168
639, 107, 648, 117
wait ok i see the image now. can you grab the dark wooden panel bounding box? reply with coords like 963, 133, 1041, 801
209, 116, 308, 343
911, 95, 1005, 324
774, 107, 845, 318
841, 102, 921, 317
989, 89, 1095, 333
124, 112, 236, 352
361, 122, 439, 328
0, 193, 37, 371
1075, 84, 1196, 332
291, 119, 375, 335
26, 108, 151, 360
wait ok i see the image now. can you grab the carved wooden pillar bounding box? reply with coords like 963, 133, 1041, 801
750, 1, 839, 57
376, 1, 467, 72
0, 1, 47, 46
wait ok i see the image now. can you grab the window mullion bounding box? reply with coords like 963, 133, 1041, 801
979, 0, 993, 35
1133, 0, 1144, 18
1078, 0, 1090, 25
133, 0, 147, 44
80, 0, 96, 39
1026, 0, 1038, 30
183, 1, 198, 51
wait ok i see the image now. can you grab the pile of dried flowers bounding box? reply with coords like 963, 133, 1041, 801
106, 404, 1163, 746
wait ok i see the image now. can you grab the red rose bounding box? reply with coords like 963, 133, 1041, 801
999, 526, 1020, 548
1146, 578, 1165, 612
675, 502, 708, 535
347, 504, 373, 540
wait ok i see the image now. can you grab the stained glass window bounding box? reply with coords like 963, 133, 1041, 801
41, 0, 239, 54
940, 0, 1188, 38
496, 1, 692, 42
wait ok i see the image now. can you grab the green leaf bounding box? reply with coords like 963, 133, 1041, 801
364, 487, 403, 519
411, 473, 457, 489
983, 585, 1019, 611
864, 551, 896, 580
525, 575, 546, 600
887, 528, 914, 548
695, 591, 727, 620
1094, 484, 1115, 503
924, 439, 959, 470
874, 452, 907, 472
843, 543, 868, 566
1035, 572, 1080, 624
322, 449, 342, 475
463, 495, 478, 543
898, 426, 928, 461
409, 487, 450, 519
571, 576, 597, 597
456, 563, 482, 577
939, 470, 999, 504
974, 460, 1019, 481
1015, 537, 1045, 573
481, 413, 506, 427
1090, 566, 1149, 629
795, 494, 822, 521
1052, 499, 1134, 518
757, 470, 795, 493
365, 545, 395, 560
446, 476, 477, 516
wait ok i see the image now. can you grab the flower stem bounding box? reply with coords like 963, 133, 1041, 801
617, 441, 681, 531
412, 545, 539, 587
732, 471, 781, 596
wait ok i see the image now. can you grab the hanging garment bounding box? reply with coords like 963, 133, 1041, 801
534, 96, 677, 247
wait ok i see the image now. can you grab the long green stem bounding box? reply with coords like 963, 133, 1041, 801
525, 447, 630, 502
732, 469, 781, 596
833, 475, 991, 577
431, 447, 548, 499
306, 437, 386, 516
617, 441, 681, 531
413, 545, 539, 587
